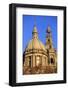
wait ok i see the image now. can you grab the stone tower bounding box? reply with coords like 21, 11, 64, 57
45, 26, 57, 66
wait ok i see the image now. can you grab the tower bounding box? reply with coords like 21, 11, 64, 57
45, 26, 57, 68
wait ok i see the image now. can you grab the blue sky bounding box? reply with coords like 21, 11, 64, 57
23, 15, 57, 51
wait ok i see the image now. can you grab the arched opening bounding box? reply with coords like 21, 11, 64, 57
51, 58, 54, 64
48, 39, 50, 42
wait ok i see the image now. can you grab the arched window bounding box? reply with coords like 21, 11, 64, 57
51, 58, 54, 64
48, 39, 50, 42
36, 56, 41, 67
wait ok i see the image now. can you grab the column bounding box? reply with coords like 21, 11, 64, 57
32, 55, 36, 67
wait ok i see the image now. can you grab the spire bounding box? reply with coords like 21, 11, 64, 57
46, 25, 51, 33
46, 26, 53, 49
32, 16, 38, 39
46, 25, 52, 38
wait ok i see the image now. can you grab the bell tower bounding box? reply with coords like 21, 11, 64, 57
46, 26, 53, 49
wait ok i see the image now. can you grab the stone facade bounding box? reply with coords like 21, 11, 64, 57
23, 25, 57, 75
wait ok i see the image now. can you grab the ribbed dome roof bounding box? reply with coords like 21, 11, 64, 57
25, 38, 45, 51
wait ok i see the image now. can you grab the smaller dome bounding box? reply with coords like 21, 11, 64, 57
32, 25, 37, 34
32, 25, 38, 39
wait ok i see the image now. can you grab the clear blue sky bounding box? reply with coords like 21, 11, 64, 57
22, 15, 57, 51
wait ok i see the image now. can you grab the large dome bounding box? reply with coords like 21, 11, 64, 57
25, 38, 45, 51
25, 25, 45, 51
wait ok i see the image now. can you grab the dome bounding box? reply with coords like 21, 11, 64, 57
32, 25, 37, 34
25, 38, 45, 51
25, 25, 46, 51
